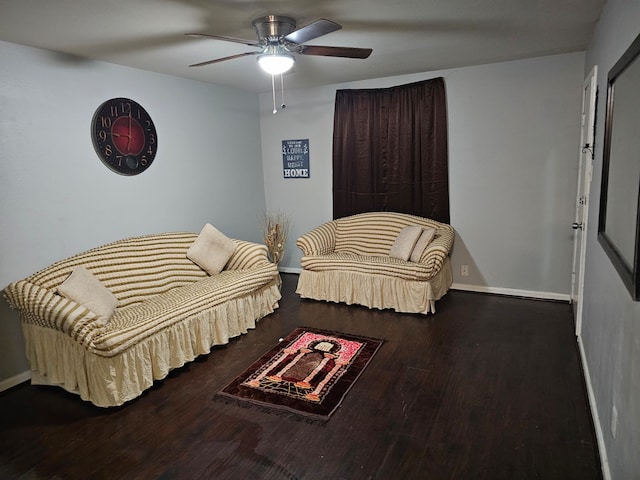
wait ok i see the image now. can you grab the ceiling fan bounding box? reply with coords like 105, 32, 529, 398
185, 15, 373, 75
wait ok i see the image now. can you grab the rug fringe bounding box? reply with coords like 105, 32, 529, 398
213, 393, 329, 425
299, 325, 387, 344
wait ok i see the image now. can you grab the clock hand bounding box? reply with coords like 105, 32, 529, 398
127, 110, 132, 151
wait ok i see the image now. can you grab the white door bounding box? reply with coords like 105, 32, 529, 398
571, 66, 598, 336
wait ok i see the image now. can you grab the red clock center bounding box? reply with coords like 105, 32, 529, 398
111, 116, 145, 155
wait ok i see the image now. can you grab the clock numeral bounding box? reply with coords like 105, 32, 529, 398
147, 146, 154, 156
141, 156, 148, 166
100, 116, 112, 128
148, 133, 155, 144
110, 102, 131, 116
104, 145, 112, 157
98, 130, 107, 141
145, 120, 152, 130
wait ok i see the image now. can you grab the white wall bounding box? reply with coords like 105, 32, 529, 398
260, 53, 585, 298
0, 41, 265, 382
582, 0, 640, 478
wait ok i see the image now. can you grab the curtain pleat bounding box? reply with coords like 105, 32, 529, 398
332, 78, 449, 223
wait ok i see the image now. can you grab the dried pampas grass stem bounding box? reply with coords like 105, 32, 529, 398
262, 212, 290, 264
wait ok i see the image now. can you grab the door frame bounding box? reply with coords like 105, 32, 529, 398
571, 65, 598, 336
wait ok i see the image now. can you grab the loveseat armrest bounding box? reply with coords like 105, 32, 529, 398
419, 227, 455, 276
296, 221, 337, 256
3, 280, 104, 348
226, 240, 272, 270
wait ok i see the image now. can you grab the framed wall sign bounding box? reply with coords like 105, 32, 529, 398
282, 139, 310, 178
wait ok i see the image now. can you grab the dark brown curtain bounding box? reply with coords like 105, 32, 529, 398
332, 77, 449, 223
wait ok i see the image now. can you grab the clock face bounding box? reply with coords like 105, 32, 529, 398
91, 98, 157, 175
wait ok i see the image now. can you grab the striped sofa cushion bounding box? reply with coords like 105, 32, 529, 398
334, 212, 445, 256
92, 264, 277, 356
300, 252, 437, 280
25, 232, 271, 309
27, 232, 207, 308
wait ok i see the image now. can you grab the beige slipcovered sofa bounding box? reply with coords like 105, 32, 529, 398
296, 212, 454, 314
3, 228, 281, 407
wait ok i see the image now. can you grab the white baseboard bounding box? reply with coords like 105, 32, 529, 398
0, 370, 30, 393
451, 283, 571, 302
577, 336, 611, 480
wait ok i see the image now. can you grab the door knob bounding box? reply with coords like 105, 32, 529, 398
572, 222, 583, 230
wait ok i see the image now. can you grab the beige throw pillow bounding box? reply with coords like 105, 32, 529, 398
57, 266, 118, 323
187, 223, 236, 275
389, 225, 423, 261
409, 227, 436, 263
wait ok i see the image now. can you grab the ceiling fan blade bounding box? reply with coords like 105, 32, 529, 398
189, 51, 258, 68
185, 33, 260, 47
298, 45, 372, 59
284, 19, 341, 44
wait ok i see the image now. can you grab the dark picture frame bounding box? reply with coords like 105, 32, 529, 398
598, 31, 640, 301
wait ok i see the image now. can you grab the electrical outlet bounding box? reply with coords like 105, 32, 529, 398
611, 405, 618, 439
461, 265, 469, 277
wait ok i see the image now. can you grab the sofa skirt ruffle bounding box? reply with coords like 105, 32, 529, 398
296, 257, 452, 315
22, 281, 281, 407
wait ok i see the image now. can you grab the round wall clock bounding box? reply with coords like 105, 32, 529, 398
91, 97, 157, 175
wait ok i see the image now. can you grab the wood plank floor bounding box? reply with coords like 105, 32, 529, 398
0, 273, 602, 479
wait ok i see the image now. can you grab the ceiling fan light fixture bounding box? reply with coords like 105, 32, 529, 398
257, 53, 295, 75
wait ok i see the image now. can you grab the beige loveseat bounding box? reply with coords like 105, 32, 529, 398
3, 228, 281, 407
296, 212, 454, 314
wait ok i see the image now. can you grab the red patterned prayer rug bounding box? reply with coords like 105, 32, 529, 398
216, 327, 384, 422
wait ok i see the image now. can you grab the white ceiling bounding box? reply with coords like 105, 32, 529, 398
0, 0, 605, 93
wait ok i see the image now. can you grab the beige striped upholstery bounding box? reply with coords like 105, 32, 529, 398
296, 212, 454, 314
5, 232, 278, 353
300, 212, 454, 280
335, 212, 426, 256
26, 232, 211, 308
94, 266, 278, 356
3, 232, 281, 406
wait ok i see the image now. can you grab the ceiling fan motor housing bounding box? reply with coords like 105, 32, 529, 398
252, 15, 296, 43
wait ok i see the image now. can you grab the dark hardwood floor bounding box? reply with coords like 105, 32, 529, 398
0, 273, 602, 479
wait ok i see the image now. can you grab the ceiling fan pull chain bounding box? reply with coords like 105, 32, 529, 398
272, 74, 277, 114
280, 73, 286, 110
